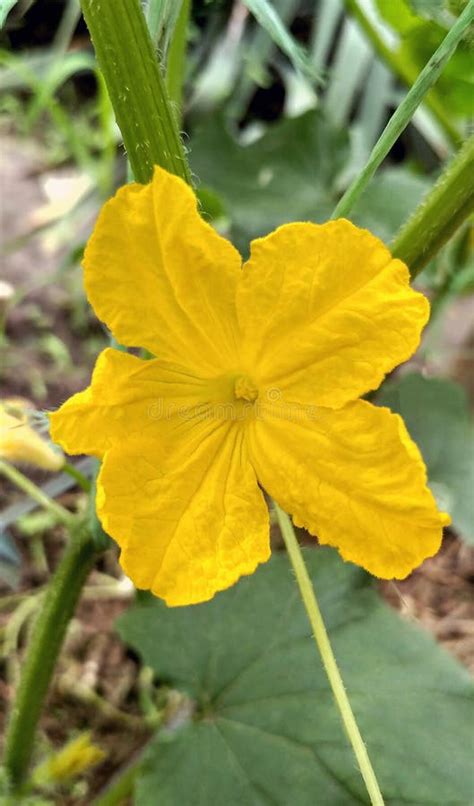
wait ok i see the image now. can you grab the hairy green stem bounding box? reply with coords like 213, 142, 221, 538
332, 0, 474, 220
0, 459, 75, 528
3, 526, 99, 788
392, 134, 474, 276
342, 0, 462, 146
275, 504, 385, 806
80, 0, 192, 185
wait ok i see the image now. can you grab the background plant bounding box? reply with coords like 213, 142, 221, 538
0, 0, 473, 803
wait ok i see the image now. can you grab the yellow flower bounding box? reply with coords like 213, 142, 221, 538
50, 166, 449, 606
0, 398, 64, 471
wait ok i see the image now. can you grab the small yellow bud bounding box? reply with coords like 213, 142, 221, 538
32, 732, 105, 786
0, 398, 64, 471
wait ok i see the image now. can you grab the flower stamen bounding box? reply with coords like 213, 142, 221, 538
234, 375, 259, 403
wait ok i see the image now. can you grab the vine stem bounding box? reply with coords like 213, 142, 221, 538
332, 0, 474, 220
274, 503, 385, 806
392, 133, 474, 276
80, 0, 191, 185
3, 524, 99, 789
0, 459, 75, 528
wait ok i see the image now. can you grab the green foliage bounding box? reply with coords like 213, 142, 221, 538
191, 112, 435, 250
117, 550, 474, 805
191, 111, 349, 251
375, 0, 474, 117
378, 373, 474, 544
399, 22, 474, 116
351, 167, 432, 242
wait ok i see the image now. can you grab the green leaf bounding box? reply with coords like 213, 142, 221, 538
190, 111, 349, 252
378, 373, 474, 543
117, 550, 474, 804
351, 166, 432, 243
398, 21, 474, 117
375, 0, 423, 33
375, 1, 474, 118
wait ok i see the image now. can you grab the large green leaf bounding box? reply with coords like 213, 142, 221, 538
117, 550, 474, 805
378, 373, 474, 543
190, 114, 434, 252
351, 167, 432, 243
190, 111, 349, 253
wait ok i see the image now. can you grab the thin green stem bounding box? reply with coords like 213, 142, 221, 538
63, 460, 91, 492
342, 0, 462, 146
3, 524, 99, 788
0, 459, 75, 528
80, 0, 192, 185
332, 0, 474, 220
392, 134, 474, 276
166, 0, 191, 116
274, 504, 385, 806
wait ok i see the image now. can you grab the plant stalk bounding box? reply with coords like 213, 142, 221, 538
3, 525, 99, 788
392, 133, 474, 276
332, 0, 474, 220
166, 0, 191, 115
80, 0, 192, 185
0, 459, 75, 528
274, 503, 385, 806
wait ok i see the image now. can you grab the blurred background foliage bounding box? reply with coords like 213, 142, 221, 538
0, 0, 473, 803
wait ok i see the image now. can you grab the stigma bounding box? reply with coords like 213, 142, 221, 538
234, 374, 259, 403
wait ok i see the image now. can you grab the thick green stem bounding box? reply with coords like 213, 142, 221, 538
80, 0, 192, 185
392, 134, 474, 276
3, 526, 99, 788
342, 0, 462, 146
275, 504, 385, 806
332, 0, 474, 220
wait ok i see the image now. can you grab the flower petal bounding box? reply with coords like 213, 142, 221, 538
49, 348, 213, 459
249, 399, 449, 579
97, 424, 270, 605
237, 220, 429, 408
84, 166, 242, 372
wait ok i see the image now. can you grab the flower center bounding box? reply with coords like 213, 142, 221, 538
233, 374, 259, 403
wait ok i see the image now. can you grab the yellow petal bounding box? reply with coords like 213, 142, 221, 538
84, 166, 242, 373
237, 220, 429, 408
0, 399, 64, 471
51, 347, 224, 460
97, 424, 270, 605
249, 399, 449, 579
